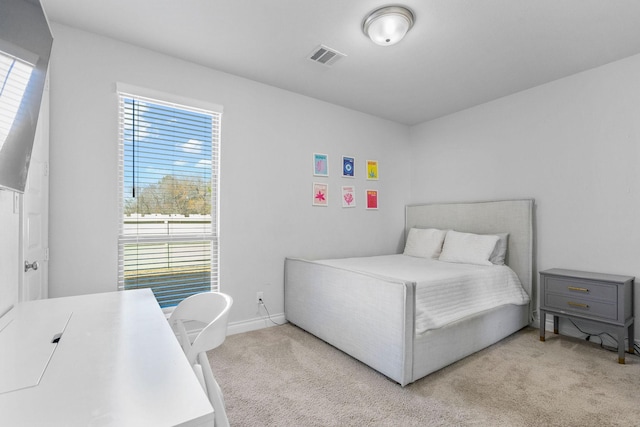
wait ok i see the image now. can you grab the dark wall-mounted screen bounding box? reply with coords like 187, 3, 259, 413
0, 0, 53, 193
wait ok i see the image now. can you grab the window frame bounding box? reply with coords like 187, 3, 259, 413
116, 83, 222, 311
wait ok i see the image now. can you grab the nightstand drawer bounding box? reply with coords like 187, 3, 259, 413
545, 277, 616, 302
544, 293, 617, 321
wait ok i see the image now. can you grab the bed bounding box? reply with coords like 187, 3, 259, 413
284, 199, 534, 386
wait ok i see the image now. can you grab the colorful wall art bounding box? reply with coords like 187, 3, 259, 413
366, 160, 378, 180
313, 182, 329, 206
342, 156, 355, 178
342, 186, 356, 208
366, 189, 378, 209
313, 153, 328, 176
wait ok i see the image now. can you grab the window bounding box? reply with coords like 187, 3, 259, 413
117, 86, 221, 308
0, 50, 33, 150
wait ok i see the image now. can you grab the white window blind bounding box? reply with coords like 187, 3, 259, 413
0, 51, 33, 151
117, 89, 221, 308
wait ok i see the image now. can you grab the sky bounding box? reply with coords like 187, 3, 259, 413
121, 96, 214, 204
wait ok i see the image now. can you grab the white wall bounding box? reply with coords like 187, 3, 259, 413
0, 191, 19, 315
48, 24, 411, 326
409, 54, 640, 342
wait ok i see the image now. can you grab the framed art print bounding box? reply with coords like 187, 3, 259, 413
342, 156, 355, 178
313, 182, 328, 206
341, 185, 356, 208
366, 189, 378, 209
366, 160, 378, 180
313, 153, 328, 176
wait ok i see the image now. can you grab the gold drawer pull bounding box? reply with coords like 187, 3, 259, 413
567, 301, 589, 309
568, 286, 589, 292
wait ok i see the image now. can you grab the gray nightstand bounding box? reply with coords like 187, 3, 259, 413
539, 268, 635, 363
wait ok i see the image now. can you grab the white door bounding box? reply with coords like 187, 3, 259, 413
20, 81, 49, 302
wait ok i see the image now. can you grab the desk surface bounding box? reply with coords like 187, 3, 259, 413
0, 289, 214, 426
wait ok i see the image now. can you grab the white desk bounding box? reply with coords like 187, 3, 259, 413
0, 289, 214, 426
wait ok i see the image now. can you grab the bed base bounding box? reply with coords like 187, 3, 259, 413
412, 304, 528, 383
285, 258, 528, 386
285, 258, 413, 384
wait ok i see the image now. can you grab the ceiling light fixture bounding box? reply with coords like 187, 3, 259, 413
362, 5, 415, 46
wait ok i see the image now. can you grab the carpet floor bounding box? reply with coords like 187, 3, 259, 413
208, 324, 639, 427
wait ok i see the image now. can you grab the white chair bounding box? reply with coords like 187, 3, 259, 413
169, 292, 233, 427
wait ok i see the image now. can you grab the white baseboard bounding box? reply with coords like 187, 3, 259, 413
227, 312, 287, 336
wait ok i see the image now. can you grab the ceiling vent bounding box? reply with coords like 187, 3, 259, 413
308, 45, 346, 67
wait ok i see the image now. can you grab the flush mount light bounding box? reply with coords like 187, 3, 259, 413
362, 5, 415, 46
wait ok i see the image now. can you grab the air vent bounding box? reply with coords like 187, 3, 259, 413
308, 45, 346, 67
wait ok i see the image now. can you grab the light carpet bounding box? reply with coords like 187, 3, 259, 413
208, 324, 639, 426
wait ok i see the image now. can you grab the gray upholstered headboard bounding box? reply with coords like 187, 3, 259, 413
405, 199, 535, 319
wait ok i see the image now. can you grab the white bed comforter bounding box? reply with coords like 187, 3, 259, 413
317, 254, 530, 334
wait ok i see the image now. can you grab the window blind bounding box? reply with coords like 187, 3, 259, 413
0, 51, 33, 150
117, 90, 221, 308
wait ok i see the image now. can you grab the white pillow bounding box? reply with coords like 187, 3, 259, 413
489, 233, 509, 265
403, 228, 447, 259
439, 230, 499, 266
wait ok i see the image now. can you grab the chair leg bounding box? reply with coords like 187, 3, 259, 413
198, 352, 230, 427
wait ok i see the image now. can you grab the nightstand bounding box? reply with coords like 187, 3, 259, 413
539, 268, 635, 364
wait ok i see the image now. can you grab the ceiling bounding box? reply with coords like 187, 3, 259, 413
40, 0, 640, 125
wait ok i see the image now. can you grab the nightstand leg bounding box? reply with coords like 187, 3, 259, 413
553, 316, 559, 334
628, 322, 635, 354
539, 311, 546, 341
617, 327, 625, 364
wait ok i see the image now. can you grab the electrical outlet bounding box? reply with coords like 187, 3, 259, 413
256, 292, 264, 304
